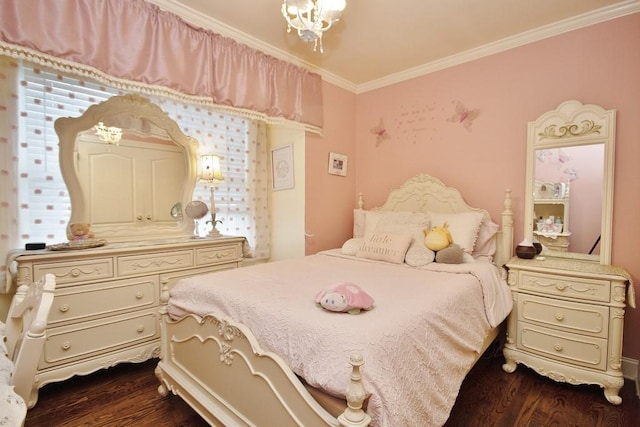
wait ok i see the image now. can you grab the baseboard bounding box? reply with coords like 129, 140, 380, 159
622, 357, 639, 399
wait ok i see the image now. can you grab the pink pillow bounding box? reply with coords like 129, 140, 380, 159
472, 218, 500, 259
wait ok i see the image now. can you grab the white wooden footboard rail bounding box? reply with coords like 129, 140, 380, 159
156, 283, 371, 426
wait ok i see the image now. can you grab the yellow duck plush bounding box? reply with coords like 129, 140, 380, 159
424, 222, 453, 251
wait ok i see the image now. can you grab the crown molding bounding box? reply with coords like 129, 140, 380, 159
147, 0, 639, 94
355, 1, 640, 93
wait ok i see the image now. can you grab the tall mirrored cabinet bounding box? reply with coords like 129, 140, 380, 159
503, 100, 635, 405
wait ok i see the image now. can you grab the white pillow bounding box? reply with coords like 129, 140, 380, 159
363, 211, 428, 235
356, 232, 413, 264
341, 238, 363, 256
427, 211, 484, 254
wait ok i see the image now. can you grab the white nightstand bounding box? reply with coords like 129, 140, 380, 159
502, 256, 635, 404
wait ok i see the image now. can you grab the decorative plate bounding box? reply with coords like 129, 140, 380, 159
47, 239, 107, 251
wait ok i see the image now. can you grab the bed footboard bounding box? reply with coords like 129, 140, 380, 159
156, 286, 370, 427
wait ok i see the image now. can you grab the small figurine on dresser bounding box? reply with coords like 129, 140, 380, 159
67, 223, 94, 241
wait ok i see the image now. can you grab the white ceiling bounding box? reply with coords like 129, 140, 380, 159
149, 0, 639, 92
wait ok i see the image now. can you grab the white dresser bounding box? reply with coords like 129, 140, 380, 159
502, 256, 635, 404
6, 236, 244, 406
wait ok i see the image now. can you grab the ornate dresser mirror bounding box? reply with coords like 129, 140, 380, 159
524, 100, 616, 264
56, 94, 199, 242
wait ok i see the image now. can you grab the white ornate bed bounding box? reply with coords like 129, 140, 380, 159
155, 173, 514, 426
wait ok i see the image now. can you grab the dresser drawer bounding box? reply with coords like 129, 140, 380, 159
517, 271, 610, 303
117, 250, 193, 276
41, 311, 159, 368
34, 258, 113, 286
518, 294, 609, 338
195, 244, 241, 266
49, 276, 159, 325
517, 322, 607, 371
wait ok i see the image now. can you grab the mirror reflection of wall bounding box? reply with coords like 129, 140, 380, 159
534, 145, 604, 254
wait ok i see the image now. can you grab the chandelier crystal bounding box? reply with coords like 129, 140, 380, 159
281, 0, 346, 53
93, 122, 123, 146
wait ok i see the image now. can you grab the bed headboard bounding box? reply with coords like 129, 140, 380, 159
358, 173, 514, 268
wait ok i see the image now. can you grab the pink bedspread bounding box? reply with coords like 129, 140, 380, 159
168, 250, 512, 426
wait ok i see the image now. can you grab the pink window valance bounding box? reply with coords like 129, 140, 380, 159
0, 0, 323, 129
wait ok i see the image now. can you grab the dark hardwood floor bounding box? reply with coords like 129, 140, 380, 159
26, 351, 639, 426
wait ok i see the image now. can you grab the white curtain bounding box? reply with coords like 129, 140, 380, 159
0, 56, 20, 289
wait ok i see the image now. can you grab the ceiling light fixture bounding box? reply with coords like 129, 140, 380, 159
94, 122, 123, 146
281, 0, 346, 53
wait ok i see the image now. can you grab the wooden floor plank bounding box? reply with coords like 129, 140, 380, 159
26, 353, 639, 426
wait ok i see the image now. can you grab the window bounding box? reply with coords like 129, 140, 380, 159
12, 60, 267, 255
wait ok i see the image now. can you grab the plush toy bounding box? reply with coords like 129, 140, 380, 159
435, 243, 464, 264
68, 223, 94, 241
315, 283, 374, 314
424, 222, 453, 251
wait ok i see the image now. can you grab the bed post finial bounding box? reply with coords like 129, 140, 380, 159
357, 193, 364, 210
497, 188, 514, 267
338, 353, 371, 427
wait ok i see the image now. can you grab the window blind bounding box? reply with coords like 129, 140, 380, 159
17, 62, 252, 245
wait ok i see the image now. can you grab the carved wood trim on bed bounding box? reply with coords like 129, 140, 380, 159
155, 173, 513, 426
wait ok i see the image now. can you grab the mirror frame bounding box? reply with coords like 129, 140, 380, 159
56, 94, 199, 242
524, 100, 616, 265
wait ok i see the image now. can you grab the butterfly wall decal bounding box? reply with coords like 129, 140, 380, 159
447, 101, 479, 132
370, 118, 390, 146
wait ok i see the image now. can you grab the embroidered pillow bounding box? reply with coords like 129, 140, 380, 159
356, 232, 413, 264
364, 211, 433, 266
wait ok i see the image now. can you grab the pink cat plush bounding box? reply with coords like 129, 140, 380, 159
315, 283, 374, 314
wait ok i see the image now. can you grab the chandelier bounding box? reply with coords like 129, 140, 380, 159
281, 0, 346, 53
94, 122, 123, 146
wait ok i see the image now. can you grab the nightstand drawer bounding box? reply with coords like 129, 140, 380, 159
49, 276, 159, 325
517, 322, 607, 371
195, 244, 242, 266
41, 311, 159, 368
34, 258, 113, 286
118, 250, 193, 276
518, 294, 609, 338
518, 271, 610, 303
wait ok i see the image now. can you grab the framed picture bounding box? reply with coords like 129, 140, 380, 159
328, 152, 348, 176
271, 144, 294, 190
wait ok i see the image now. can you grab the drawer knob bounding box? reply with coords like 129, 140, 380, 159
555, 284, 567, 291
59, 304, 69, 313
137, 215, 143, 221
135, 292, 144, 299
555, 313, 565, 321
137, 326, 145, 333
61, 342, 71, 351
146, 215, 152, 220
71, 269, 80, 277
554, 344, 563, 352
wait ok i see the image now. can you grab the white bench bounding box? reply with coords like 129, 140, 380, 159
1, 273, 56, 426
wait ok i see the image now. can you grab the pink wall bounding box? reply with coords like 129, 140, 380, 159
305, 83, 357, 254
307, 13, 640, 360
